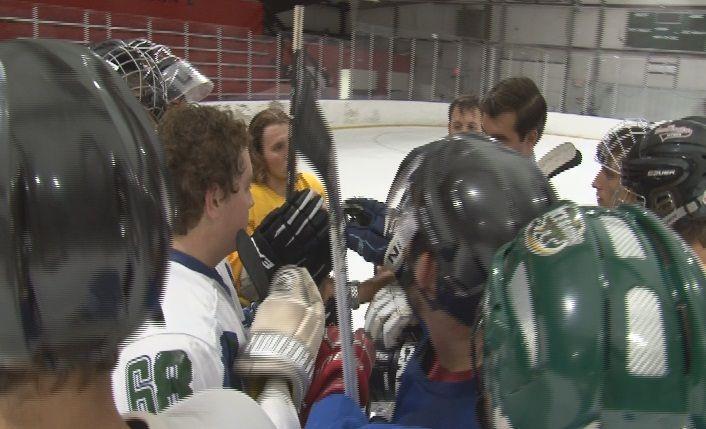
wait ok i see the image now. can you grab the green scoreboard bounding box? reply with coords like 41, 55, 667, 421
626, 11, 706, 52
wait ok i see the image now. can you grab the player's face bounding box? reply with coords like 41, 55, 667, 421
448, 107, 481, 135
481, 111, 535, 157
592, 166, 636, 207
261, 122, 289, 182
224, 150, 254, 243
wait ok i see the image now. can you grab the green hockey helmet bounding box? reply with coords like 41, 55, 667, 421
479, 201, 706, 428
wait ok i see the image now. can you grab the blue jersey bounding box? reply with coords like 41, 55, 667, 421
392, 338, 480, 428
305, 338, 480, 429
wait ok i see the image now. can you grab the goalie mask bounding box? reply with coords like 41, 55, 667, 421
384, 134, 557, 325
127, 39, 214, 103
622, 117, 706, 226
480, 201, 706, 428
91, 39, 168, 120
0, 39, 171, 369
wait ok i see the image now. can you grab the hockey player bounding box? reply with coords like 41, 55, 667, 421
622, 116, 706, 265
447, 94, 481, 135
111, 102, 330, 428
307, 142, 706, 429
0, 38, 295, 429
480, 77, 547, 157
308, 134, 557, 428
592, 119, 650, 207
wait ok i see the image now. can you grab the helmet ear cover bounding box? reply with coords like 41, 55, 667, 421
622, 117, 706, 226
622, 155, 691, 215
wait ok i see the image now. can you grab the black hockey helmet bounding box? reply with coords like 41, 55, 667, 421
0, 39, 172, 369
386, 133, 557, 325
622, 117, 706, 226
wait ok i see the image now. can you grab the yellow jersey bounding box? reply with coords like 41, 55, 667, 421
227, 171, 325, 306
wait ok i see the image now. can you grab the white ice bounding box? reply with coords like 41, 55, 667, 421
310, 126, 601, 329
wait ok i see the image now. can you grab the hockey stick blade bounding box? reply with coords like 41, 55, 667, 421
537, 142, 582, 180
235, 229, 270, 301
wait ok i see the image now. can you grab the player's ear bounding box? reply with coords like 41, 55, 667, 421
204, 184, 224, 218
524, 128, 539, 147
414, 251, 437, 294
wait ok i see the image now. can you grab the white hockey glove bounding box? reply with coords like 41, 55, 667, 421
364, 281, 417, 350
233, 266, 325, 410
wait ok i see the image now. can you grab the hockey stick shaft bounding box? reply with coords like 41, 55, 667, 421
287, 8, 359, 403
286, 6, 305, 199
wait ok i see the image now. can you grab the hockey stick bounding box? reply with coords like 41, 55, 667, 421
290, 67, 359, 406
537, 141, 582, 179
286, 6, 305, 198
238, 7, 358, 402
287, 18, 359, 404
234, 230, 271, 300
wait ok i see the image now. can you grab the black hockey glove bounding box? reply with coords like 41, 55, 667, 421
248, 189, 331, 286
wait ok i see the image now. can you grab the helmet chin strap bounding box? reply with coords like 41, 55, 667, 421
662, 189, 706, 226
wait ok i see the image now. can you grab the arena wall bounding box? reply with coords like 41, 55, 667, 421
205, 99, 623, 140
205, 99, 623, 205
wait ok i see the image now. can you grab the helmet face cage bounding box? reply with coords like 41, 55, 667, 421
92, 39, 168, 119
127, 39, 180, 102
596, 119, 651, 175
128, 39, 176, 67
128, 39, 213, 103
596, 119, 651, 207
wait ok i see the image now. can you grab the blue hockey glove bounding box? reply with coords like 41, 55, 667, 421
344, 198, 389, 266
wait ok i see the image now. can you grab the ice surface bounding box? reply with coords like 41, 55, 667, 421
308, 126, 601, 329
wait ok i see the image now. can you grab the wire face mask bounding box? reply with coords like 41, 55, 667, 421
128, 39, 214, 103
91, 39, 168, 120
595, 119, 651, 208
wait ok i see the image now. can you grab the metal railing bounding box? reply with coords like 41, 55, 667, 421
2, 0, 706, 120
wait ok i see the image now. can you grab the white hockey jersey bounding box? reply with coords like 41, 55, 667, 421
112, 250, 248, 414
123, 388, 276, 429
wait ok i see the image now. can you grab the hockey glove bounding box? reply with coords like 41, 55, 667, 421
365, 281, 417, 350
249, 189, 332, 287
344, 197, 389, 266
233, 266, 325, 410
300, 326, 375, 424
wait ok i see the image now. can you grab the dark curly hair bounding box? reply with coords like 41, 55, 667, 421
159, 103, 250, 235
